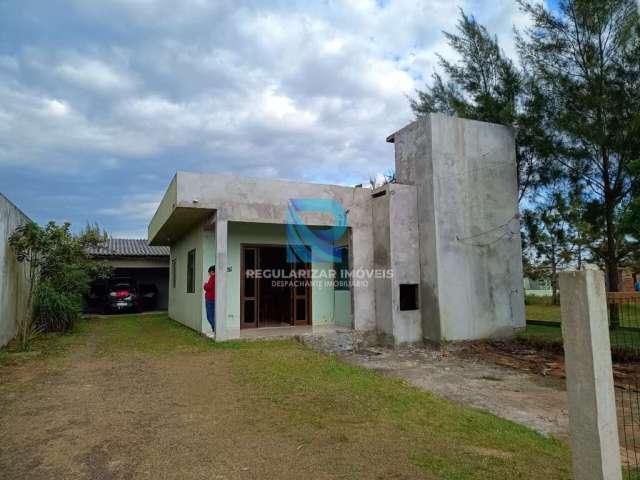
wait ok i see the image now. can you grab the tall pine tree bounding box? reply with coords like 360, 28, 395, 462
410, 10, 553, 201
518, 0, 640, 291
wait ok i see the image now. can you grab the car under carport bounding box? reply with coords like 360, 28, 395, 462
87, 238, 170, 313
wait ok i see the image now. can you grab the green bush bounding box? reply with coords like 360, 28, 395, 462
32, 281, 82, 333
9, 222, 111, 348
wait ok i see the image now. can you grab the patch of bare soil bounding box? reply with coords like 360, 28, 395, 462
458, 340, 640, 389
341, 346, 571, 441
459, 340, 640, 466
342, 340, 640, 467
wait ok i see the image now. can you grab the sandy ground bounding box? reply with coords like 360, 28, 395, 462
341, 346, 570, 441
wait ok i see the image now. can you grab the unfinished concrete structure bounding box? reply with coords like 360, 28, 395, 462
0, 193, 31, 347
149, 114, 525, 345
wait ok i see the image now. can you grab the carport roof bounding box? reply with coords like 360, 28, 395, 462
89, 238, 169, 257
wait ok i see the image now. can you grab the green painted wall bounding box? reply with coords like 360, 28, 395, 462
168, 222, 212, 332
170, 220, 352, 334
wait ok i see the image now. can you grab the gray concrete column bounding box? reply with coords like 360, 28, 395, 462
215, 218, 236, 341
350, 224, 375, 332
559, 266, 621, 480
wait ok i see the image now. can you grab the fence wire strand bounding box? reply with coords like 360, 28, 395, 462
608, 292, 640, 479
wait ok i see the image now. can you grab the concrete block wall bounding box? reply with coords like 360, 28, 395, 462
372, 184, 422, 346
389, 114, 525, 342
0, 193, 31, 347
372, 185, 393, 340
387, 184, 422, 344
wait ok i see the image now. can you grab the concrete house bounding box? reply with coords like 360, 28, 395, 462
148, 114, 525, 345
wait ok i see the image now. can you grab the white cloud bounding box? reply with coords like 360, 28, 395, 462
259, 87, 318, 128
55, 57, 137, 92
98, 192, 162, 220
43, 99, 70, 117
100, 157, 121, 169
1, 0, 533, 187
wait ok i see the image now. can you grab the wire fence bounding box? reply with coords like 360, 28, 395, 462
607, 292, 640, 479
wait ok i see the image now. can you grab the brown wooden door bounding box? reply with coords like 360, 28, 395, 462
291, 261, 311, 326
241, 247, 258, 329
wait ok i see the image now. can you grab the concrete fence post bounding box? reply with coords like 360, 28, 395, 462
559, 266, 622, 480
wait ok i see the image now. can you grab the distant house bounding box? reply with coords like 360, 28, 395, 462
88, 239, 170, 310
619, 268, 640, 292
523, 277, 553, 297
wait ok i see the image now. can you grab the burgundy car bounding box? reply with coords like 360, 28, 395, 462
106, 280, 141, 313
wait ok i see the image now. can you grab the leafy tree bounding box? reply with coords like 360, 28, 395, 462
517, 0, 640, 291
9, 222, 110, 349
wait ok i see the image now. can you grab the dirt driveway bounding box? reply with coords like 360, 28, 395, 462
2, 342, 248, 479
0, 314, 571, 479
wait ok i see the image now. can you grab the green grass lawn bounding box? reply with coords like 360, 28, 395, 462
0, 314, 572, 479
517, 323, 563, 343
526, 302, 640, 328
521, 306, 640, 357
525, 304, 561, 324
519, 322, 640, 354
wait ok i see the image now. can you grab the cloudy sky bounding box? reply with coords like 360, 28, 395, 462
0, 0, 544, 237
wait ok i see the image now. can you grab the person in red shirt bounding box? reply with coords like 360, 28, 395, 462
204, 265, 216, 335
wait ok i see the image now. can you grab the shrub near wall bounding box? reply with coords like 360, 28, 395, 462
9, 221, 111, 348
32, 280, 82, 333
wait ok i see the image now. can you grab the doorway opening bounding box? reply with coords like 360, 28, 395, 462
241, 245, 311, 329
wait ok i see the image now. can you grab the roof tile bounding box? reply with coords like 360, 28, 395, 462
88, 238, 169, 257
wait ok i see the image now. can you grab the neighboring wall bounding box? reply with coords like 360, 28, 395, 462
0, 194, 31, 347
392, 114, 525, 342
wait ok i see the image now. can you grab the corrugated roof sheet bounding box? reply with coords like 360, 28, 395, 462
88, 238, 169, 257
